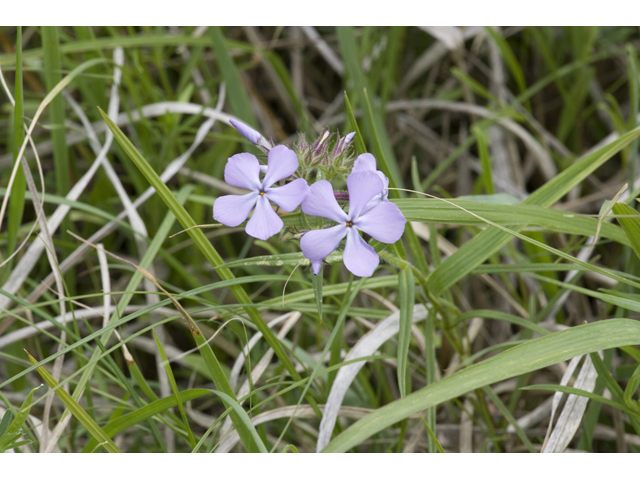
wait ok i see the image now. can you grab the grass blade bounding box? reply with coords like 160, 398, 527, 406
0, 385, 40, 452
42, 27, 71, 205
397, 268, 415, 398
612, 202, 640, 260
7, 26, 25, 270
152, 329, 196, 449
26, 351, 122, 453
209, 26, 256, 124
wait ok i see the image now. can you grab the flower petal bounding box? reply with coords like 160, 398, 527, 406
229, 119, 263, 145
213, 193, 259, 227
245, 195, 283, 240
300, 224, 347, 261
343, 228, 379, 277
266, 178, 310, 212
362, 197, 382, 214
355, 202, 406, 244
224, 153, 262, 190
301, 180, 348, 223
262, 145, 300, 187
311, 260, 323, 275
351, 153, 377, 173
347, 171, 384, 219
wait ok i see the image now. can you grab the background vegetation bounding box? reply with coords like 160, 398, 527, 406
1, 26, 640, 453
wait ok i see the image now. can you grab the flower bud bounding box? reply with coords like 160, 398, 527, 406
229, 119, 263, 145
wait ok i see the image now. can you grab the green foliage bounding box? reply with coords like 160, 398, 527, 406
613, 202, 640, 260
0, 386, 39, 452
2, 26, 640, 454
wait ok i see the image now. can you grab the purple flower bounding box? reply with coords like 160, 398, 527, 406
352, 153, 389, 213
300, 171, 406, 277
229, 119, 263, 146
213, 145, 310, 240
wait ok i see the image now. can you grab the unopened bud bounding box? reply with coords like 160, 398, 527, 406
229, 119, 263, 145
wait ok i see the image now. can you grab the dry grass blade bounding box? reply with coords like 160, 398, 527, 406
0, 305, 180, 351
419, 27, 465, 51
542, 355, 599, 452
300, 26, 344, 76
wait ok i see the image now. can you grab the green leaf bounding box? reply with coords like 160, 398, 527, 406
209, 390, 268, 453
457, 193, 521, 205
42, 27, 71, 205
0, 410, 12, 438
0, 430, 24, 453
26, 351, 122, 453
623, 365, 640, 411
6, 385, 40, 435
626, 45, 639, 189
612, 202, 640, 260
472, 125, 495, 195
396, 198, 629, 245
0, 384, 41, 452
344, 92, 366, 155
397, 268, 415, 398
521, 384, 637, 416
7, 26, 25, 267
323, 318, 640, 452
152, 330, 196, 449
209, 27, 256, 125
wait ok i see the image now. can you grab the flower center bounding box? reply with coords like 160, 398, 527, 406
260, 191, 265, 196
346, 221, 353, 227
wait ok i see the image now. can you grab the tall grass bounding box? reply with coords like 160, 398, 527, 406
1, 26, 640, 453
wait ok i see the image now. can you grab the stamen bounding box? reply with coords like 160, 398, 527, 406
346, 221, 353, 227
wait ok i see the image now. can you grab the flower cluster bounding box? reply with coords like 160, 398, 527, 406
213, 119, 406, 277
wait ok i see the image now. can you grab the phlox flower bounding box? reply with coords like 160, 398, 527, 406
213, 145, 310, 240
300, 170, 406, 277
352, 153, 389, 212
